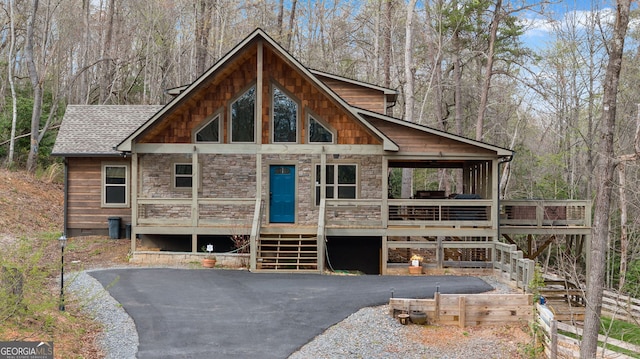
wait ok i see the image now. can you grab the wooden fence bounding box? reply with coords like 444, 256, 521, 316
389, 293, 532, 328
602, 290, 640, 325
536, 303, 640, 359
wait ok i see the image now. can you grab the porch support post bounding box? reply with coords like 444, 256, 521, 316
253, 40, 264, 267
381, 156, 388, 228
319, 149, 326, 272
491, 159, 499, 241
131, 152, 138, 254
191, 146, 199, 252
437, 236, 444, 269
381, 235, 388, 274
256, 40, 263, 144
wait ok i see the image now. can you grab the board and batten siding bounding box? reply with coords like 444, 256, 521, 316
66, 157, 131, 236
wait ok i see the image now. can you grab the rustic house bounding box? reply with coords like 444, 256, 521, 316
52, 29, 591, 275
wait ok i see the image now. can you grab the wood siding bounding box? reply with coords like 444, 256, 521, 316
139, 47, 258, 144
263, 47, 379, 145
366, 117, 495, 155
136, 43, 380, 146
314, 75, 387, 114
66, 157, 131, 235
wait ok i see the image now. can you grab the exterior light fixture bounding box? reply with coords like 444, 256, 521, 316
58, 235, 67, 311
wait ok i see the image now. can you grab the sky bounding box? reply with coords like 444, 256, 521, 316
519, 0, 622, 50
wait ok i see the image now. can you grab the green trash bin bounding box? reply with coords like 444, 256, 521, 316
108, 217, 121, 239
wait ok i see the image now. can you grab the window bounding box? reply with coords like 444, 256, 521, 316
231, 86, 256, 142
315, 164, 357, 205
174, 163, 193, 188
308, 116, 334, 143
272, 86, 298, 142
103, 164, 128, 207
195, 114, 220, 142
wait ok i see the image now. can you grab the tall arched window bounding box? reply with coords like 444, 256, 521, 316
272, 86, 298, 143
231, 85, 256, 142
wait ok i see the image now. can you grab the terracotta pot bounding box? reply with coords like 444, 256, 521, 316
408, 266, 422, 275
202, 258, 217, 268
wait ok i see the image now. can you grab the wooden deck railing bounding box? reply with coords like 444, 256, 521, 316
388, 199, 492, 227
137, 197, 256, 226
135, 197, 591, 234
494, 242, 535, 290
500, 200, 591, 228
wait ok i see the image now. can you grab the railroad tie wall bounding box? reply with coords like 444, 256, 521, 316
389, 293, 532, 328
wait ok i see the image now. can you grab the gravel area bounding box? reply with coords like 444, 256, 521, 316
68, 271, 527, 359
289, 275, 528, 359
67, 270, 138, 359
289, 305, 528, 359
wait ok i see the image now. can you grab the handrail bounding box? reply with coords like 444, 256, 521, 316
317, 198, 326, 272
249, 198, 263, 272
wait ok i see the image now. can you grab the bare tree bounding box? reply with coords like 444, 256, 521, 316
475, 0, 502, 141
6, 0, 17, 167
581, 0, 632, 357
25, 0, 43, 172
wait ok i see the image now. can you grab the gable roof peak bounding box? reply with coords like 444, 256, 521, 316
117, 28, 398, 152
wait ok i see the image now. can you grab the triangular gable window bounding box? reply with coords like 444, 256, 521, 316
195, 114, 220, 142
272, 86, 298, 143
231, 85, 256, 143
308, 116, 334, 143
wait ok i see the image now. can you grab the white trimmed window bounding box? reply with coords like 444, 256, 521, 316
308, 115, 334, 143
195, 113, 221, 142
174, 163, 193, 188
315, 164, 357, 205
230, 85, 256, 143
102, 164, 128, 207
272, 85, 298, 143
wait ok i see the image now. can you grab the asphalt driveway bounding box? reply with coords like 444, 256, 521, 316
90, 268, 493, 359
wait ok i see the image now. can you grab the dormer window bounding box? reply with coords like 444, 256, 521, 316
195, 113, 220, 142
272, 86, 298, 143
231, 85, 256, 143
308, 115, 334, 143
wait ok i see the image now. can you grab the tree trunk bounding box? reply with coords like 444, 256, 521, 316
7, 0, 17, 167
617, 163, 628, 291
99, 0, 116, 104
581, 0, 631, 357
195, 0, 212, 76
401, 0, 417, 201
277, 0, 284, 37
475, 0, 502, 141
404, 0, 417, 121
383, 0, 392, 90
79, 0, 90, 103
25, 0, 42, 173
286, 0, 298, 50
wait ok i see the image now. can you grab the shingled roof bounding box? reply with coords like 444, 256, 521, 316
52, 105, 163, 156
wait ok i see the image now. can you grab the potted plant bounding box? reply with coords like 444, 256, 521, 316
202, 244, 217, 268
409, 254, 423, 274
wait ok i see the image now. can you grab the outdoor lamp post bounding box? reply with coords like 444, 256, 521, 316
59, 234, 67, 311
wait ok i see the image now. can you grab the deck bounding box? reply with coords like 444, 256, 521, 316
131, 197, 591, 275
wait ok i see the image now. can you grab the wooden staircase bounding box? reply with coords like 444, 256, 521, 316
256, 234, 319, 272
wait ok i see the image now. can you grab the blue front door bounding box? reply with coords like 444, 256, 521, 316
270, 165, 295, 223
